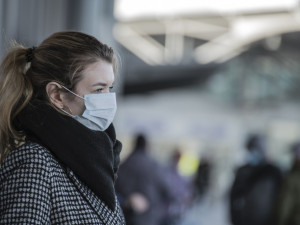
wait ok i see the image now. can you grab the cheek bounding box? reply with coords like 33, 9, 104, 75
68, 98, 85, 115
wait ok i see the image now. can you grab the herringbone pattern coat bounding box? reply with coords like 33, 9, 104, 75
0, 142, 125, 224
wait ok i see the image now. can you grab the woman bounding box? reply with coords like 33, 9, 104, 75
0, 31, 125, 224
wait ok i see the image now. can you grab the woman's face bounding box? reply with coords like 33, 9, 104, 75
63, 59, 115, 115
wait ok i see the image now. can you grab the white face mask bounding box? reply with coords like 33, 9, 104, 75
61, 86, 117, 131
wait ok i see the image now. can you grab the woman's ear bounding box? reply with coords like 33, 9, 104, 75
46, 82, 64, 109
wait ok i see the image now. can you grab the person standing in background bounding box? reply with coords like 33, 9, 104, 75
0, 31, 125, 224
193, 157, 212, 200
229, 134, 282, 225
276, 142, 300, 225
163, 149, 193, 225
116, 134, 174, 225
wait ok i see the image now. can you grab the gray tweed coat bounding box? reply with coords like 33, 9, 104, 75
0, 142, 125, 224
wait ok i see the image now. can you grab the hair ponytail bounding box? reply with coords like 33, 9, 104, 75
0, 42, 33, 163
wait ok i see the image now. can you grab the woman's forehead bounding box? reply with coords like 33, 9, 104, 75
80, 61, 114, 86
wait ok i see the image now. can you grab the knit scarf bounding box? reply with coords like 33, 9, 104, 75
15, 100, 122, 210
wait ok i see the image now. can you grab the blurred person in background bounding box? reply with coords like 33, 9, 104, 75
162, 148, 193, 225
229, 134, 282, 225
193, 157, 212, 200
116, 133, 174, 225
275, 141, 300, 225
0, 31, 125, 224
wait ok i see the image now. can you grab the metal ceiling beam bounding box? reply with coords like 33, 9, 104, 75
114, 9, 300, 65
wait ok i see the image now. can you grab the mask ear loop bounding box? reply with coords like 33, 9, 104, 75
61, 86, 84, 100
61, 106, 75, 117
58, 85, 81, 117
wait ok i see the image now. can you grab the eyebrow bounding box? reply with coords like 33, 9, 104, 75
92, 82, 110, 87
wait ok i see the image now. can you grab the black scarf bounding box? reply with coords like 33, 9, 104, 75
15, 100, 122, 210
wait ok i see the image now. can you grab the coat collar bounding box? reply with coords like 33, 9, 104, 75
66, 168, 125, 224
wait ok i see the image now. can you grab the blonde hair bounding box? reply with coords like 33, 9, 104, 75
0, 31, 117, 163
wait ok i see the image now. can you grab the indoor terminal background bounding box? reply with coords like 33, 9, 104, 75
1, 0, 300, 224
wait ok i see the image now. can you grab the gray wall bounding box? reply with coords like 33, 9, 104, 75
0, 0, 115, 56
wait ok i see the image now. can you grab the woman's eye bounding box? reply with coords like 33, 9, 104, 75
95, 88, 103, 93
94, 86, 113, 93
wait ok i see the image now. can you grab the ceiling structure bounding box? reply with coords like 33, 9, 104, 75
113, 0, 300, 66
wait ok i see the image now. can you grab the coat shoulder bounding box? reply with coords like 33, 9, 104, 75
0, 141, 56, 181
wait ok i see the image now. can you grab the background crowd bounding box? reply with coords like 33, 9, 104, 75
115, 132, 300, 225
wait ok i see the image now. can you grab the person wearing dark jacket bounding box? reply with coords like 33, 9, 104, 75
0, 31, 125, 224
229, 134, 282, 225
116, 134, 173, 225
276, 142, 300, 225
